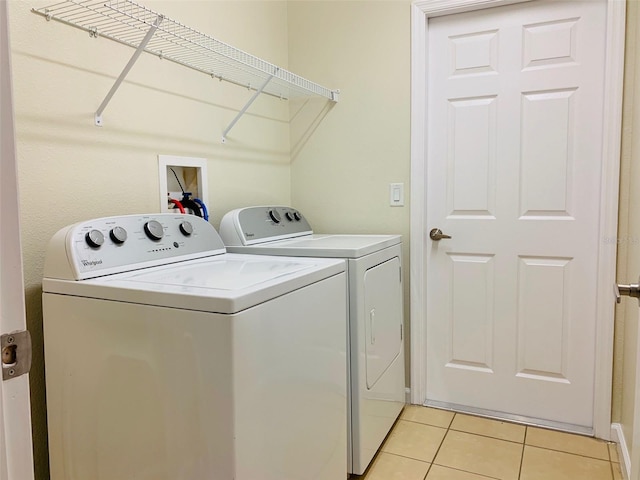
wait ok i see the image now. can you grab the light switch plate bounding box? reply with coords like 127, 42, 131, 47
389, 183, 404, 207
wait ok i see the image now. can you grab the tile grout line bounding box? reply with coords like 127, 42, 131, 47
403, 418, 527, 445
517, 426, 528, 480
420, 411, 529, 480
524, 443, 612, 463
428, 415, 529, 480
427, 412, 503, 480
447, 427, 527, 446
422, 411, 457, 480
608, 443, 619, 480
431, 464, 502, 480
358, 412, 408, 479
379, 451, 431, 463
608, 440, 615, 480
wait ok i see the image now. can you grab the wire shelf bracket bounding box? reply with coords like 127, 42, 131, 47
94, 13, 162, 126
31, 0, 340, 139
222, 70, 276, 143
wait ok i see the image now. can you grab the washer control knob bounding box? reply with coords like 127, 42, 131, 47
293, 211, 302, 221
144, 220, 164, 241
268, 209, 281, 224
109, 226, 127, 244
85, 229, 105, 248
179, 221, 193, 236
285, 211, 294, 222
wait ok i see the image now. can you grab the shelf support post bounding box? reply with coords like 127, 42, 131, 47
222, 68, 278, 142
94, 14, 164, 126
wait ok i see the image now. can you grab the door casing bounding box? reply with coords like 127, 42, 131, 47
410, 0, 626, 440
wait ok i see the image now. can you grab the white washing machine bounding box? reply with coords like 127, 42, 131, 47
219, 206, 405, 475
42, 213, 348, 480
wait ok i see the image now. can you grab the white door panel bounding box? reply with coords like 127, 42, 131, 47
0, 2, 35, 478
426, 0, 606, 428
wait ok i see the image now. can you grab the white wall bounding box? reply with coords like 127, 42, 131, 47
8, 1, 292, 477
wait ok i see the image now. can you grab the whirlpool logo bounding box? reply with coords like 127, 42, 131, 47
81, 259, 103, 267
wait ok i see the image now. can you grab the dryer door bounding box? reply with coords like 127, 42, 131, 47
364, 257, 403, 389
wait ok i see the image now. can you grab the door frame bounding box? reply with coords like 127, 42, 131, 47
410, 0, 626, 439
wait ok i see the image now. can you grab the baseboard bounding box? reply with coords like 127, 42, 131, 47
611, 423, 631, 479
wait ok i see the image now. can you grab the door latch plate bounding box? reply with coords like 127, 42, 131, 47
2, 330, 32, 381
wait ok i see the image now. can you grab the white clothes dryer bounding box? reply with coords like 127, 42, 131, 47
42, 214, 348, 480
219, 206, 405, 475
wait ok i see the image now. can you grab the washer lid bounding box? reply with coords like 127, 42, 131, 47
122, 257, 315, 290
226, 234, 402, 259
43, 254, 345, 314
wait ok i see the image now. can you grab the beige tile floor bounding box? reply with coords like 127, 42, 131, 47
353, 406, 624, 480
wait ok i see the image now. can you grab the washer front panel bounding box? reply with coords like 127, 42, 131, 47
43, 272, 348, 479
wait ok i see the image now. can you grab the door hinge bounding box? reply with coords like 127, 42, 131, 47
2, 330, 32, 381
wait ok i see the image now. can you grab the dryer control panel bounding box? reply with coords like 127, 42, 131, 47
44, 214, 226, 280
219, 206, 313, 246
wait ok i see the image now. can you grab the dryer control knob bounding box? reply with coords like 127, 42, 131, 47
179, 221, 193, 236
85, 229, 105, 248
268, 209, 281, 224
144, 220, 164, 241
109, 226, 127, 244
293, 211, 302, 221
285, 211, 294, 222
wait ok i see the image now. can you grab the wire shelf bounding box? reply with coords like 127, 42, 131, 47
32, 0, 339, 101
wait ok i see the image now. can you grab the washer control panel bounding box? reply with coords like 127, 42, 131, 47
219, 206, 313, 246
44, 214, 226, 280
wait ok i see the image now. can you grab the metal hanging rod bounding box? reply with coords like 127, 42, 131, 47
31, 0, 339, 138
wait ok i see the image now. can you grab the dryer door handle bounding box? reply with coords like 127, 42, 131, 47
370, 309, 376, 345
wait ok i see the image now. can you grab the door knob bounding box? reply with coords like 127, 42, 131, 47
615, 277, 640, 304
429, 228, 452, 241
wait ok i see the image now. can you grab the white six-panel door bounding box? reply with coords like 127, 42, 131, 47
0, 2, 35, 479
425, 0, 607, 429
